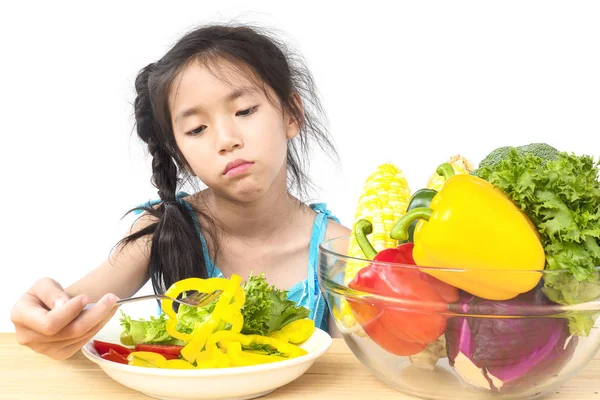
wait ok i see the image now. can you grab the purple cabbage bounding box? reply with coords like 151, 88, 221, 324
446, 289, 578, 392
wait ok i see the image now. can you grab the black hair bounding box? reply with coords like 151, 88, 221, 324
118, 24, 337, 295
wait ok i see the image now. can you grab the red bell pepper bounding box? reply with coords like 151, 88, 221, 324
134, 344, 183, 358
93, 340, 132, 356
100, 348, 129, 364
347, 219, 459, 356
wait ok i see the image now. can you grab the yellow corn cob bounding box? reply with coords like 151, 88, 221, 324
344, 163, 412, 283
337, 163, 412, 332
426, 154, 474, 191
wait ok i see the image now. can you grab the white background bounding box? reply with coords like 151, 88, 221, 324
2, 1, 599, 331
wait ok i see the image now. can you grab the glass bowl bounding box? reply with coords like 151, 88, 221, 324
319, 236, 600, 400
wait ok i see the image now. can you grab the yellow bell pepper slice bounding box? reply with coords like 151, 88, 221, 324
127, 351, 196, 369
208, 330, 307, 359
161, 275, 241, 341
167, 274, 244, 363
225, 341, 287, 367
127, 356, 159, 368
391, 163, 545, 301
268, 319, 315, 344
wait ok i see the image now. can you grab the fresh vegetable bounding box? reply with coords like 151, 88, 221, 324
345, 163, 412, 282
179, 327, 308, 369
100, 348, 129, 364
347, 220, 459, 356
120, 313, 184, 346
472, 142, 559, 177
240, 273, 310, 335
220, 341, 287, 367
446, 289, 577, 392
161, 275, 246, 363
133, 344, 183, 357
390, 163, 546, 301
93, 340, 132, 356
268, 318, 315, 344
408, 335, 447, 371
427, 154, 474, 191
209, 330, 307, 359
340, 163, 412, 331
477, 148, 600, 335
127, 351, 195, 369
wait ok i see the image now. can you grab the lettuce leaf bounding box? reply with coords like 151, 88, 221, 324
241, 273, 309, 335
175, 298, 217, 334
119, 311, 184, 345
478, 149, 600, 335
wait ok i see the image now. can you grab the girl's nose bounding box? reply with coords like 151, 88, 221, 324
216, 122, 244, 154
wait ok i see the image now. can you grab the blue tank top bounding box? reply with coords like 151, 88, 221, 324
136, 192, 340, 333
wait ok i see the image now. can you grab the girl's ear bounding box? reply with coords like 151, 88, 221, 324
285, 92, 304, 140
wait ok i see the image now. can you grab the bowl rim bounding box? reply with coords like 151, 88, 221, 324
82, 327, 332, 377
319, 235, 600, 275
318, 235, 600, 314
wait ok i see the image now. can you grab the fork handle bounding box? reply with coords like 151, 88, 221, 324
82, 294, 162, 311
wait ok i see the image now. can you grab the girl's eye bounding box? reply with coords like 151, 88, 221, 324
236, 106, 258, 117
187, 125, 206, 136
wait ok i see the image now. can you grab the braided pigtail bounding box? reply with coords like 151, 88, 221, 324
120, 63, 210, 294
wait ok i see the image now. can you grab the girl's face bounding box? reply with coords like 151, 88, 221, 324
168, 60, 299, 202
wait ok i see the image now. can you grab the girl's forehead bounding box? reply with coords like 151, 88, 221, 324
168, 58, 278, 116
172, 59, 261, 98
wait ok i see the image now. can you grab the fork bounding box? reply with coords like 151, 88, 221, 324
82, 290, 222, 310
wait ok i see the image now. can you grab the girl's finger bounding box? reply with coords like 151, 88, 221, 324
56, 294, 118, 341
28, 278, 71, 310
12, 294, 87, 337
54, 304, 119, 349
47, 308, 119, 361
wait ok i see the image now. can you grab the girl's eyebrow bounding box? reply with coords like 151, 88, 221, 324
225, 86, 259, 102
174, 86, 259, 125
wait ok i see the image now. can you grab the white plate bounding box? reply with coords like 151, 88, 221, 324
82, 312, 332, 400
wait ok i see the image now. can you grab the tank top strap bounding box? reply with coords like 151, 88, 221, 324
307, 203, 340, 331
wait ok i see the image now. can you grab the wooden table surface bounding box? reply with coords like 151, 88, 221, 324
1, 333, 599, 399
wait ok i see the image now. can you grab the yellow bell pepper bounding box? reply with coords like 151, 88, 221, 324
268, 319, 315, 344
390, 163, 545, 301
224, 341, 287, 367
127, 351, 196, 369
192, 339, 231, 368
161, 274, 245, 363
208, 330, 308, 359
127, 353, 160, 368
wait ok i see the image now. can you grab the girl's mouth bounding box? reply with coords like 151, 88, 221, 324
224, 159, 254, 177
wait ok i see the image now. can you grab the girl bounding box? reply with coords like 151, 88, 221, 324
10, 24, 349, 360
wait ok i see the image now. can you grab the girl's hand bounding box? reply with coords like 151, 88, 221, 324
10, 277, 118, 360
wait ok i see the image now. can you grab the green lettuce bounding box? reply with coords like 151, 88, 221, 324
119, 312, 185, 346
241, 273, 310, 335
477, 148, 600, 336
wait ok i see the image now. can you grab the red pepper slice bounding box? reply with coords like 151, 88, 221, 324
347, 220, 459, 356
134, 344, 183, 357
100, 348, 129, 364
93, 340, 132, 356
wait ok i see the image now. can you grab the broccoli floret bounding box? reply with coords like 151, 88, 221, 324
472, 142, 560, 177
517, 142, 560, 161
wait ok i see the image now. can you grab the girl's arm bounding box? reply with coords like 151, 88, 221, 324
65, 213, 156, 302
65, 215, 156, 303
